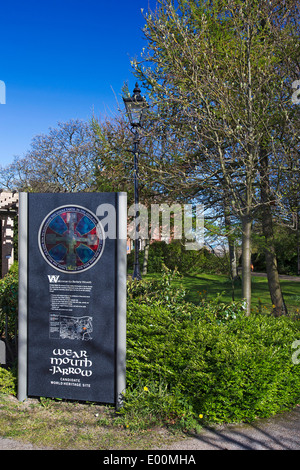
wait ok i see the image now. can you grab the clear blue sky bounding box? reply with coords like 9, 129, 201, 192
0, 0, 158, 167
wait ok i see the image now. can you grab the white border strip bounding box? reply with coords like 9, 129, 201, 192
18, 192, 28, 401
115, 192, 127, 408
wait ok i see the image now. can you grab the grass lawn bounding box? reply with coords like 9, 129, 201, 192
146, 272, 300, 315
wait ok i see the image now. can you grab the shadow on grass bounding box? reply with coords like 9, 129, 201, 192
181, 273, 300, 312
184, 406, 300, 450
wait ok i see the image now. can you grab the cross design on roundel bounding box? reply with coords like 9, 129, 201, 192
40, 207, 104, 272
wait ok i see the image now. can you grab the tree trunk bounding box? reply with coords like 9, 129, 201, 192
297, 211, 300, 276
224, 204, 238, 301
261, 208, 287, 316
224, 210, 238, 281
229, 244, 238, 281
142, 239, 150, 275
241, 215, 252, 316
263, 232, 287, 316
260, 147, 287, 316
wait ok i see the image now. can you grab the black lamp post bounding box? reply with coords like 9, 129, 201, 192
123, 83, 147, 280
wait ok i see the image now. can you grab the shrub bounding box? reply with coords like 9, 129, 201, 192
123, 296, 300, 428
0, 263, 18, 342
0, 263, 19, 365
0, 367, 17, 395
127, 265, 187, 313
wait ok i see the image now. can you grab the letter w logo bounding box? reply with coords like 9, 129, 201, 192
48, 275, 60, 283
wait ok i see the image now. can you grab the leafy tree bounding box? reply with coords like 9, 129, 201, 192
132, 0, 300, 314
92, 110, 187, 274
0, 120, 97, 193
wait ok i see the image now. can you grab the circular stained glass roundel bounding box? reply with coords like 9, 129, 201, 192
38, 205, 105, 273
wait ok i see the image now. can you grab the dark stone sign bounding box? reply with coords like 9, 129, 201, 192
18, 192, 127, 406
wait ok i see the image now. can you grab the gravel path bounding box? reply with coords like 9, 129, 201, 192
1, 406, 300, 451
251, 272, 300, 282
164, 406, 300, 450
0, 437, 53, 450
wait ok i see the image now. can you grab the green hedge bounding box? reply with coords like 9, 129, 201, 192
122, 274, 300, 428
124, 301, 300, 426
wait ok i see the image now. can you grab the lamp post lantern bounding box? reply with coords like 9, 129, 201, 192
123, 83, 147, 280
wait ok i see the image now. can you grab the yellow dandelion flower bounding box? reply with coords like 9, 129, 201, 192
144, 386, 149, 392
199, 414, 203, 419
